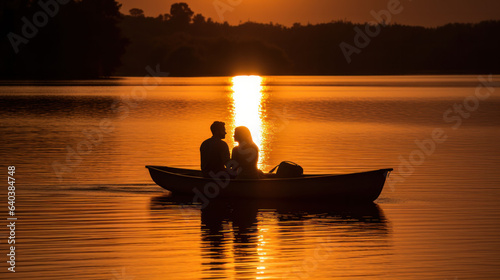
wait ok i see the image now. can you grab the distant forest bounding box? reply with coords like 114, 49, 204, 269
1, 0, 499, 78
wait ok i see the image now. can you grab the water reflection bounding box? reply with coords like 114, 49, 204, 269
0, 95, 118, 118
229, 76, 268, 169
150, 195, 390, 279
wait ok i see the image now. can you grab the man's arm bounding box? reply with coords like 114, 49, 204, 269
222, 142, 230, 166
200, 141, 207, 170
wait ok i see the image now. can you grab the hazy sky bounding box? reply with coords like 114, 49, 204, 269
118, 0, 500, 27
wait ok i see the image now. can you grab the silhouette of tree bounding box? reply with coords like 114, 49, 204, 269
193, 14, 205, 25
116, 7, 500, 77
1, 1, 499, 78
169, 2, 194, 28
0, 0, 128, 79
129, 8, 144, 17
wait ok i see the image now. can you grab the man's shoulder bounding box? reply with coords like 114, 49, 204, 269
214, 138, 229, 149
201, 137, 228, 148
200, 138, 211, 150
201, 138, 211, 145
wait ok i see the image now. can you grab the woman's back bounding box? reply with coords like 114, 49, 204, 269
231, 143, 259, 179
231, 126, 261, 179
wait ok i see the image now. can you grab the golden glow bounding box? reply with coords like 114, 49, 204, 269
254, 211, 277, 280
230, 75, 268, 169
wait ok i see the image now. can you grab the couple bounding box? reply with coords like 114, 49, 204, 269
200, 121, 261, 179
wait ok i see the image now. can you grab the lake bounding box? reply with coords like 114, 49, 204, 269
0, 75, 499, 279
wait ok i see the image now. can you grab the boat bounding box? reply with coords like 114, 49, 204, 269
145, 165, 393, 202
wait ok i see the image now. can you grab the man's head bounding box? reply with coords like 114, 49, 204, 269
210, 121, 227, 139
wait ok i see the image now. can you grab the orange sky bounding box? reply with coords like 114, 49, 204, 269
118, 0, 500, 27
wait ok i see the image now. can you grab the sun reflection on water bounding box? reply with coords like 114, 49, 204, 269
229, 75, 268, 169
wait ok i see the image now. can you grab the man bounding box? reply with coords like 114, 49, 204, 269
200, 121, 230, 178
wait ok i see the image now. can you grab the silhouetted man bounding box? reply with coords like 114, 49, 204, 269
200, 121, 230, 178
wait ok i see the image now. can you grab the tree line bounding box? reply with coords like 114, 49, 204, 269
1, 1, 499, 78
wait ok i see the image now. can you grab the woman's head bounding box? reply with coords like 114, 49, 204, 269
234, 126, 254, 144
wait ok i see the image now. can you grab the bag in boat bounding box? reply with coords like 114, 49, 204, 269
269, 161, 303, 178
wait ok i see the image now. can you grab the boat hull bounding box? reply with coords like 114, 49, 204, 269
146, 166, 392, 202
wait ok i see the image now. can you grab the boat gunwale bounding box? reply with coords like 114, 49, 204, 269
145, 165, 393, 182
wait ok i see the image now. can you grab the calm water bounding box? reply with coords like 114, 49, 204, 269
0, 75, 499, 279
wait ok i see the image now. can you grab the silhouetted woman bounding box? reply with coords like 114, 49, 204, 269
230, 126, 261, 179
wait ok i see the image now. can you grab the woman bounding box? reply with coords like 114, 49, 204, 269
230, 126, 261, 179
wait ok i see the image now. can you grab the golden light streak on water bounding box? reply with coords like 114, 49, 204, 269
254, 211, 278, 280
230, 75, 268, 169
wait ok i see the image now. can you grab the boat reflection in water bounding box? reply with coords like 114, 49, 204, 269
150, 195, 390, 279
228, 75, 269, 170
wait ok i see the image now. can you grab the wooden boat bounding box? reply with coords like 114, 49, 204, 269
146, 165, 393, 202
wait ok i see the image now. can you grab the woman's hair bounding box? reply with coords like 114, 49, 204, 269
234, 126, 254, 145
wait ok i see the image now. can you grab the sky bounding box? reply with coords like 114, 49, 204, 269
117, 0, 500, 27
